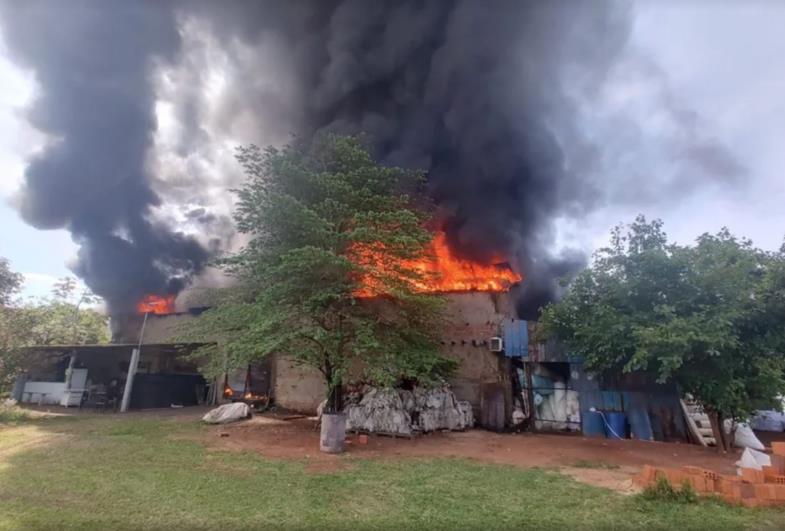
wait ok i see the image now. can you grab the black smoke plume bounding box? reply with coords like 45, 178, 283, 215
196, 0, 630, 318
0, 1, 208, 313
2, 1, 739, 319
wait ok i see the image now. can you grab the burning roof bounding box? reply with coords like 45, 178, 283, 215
354, 231, 521, 297
136, 295, 176, 315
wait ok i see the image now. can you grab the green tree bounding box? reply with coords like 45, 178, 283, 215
0, 257, 22, 307
0, 275, 109, 392
186, 135, 452, 413
540, 216, 785, 451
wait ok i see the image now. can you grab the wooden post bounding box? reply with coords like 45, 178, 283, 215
500, 356, 513, 429
524, 361, 537, 431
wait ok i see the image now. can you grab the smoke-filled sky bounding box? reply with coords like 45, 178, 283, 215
0, 1, 784, 314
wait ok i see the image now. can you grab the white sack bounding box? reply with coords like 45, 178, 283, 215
202, 402, 250, 424
736, 447, 771, 473
724, 420, 765, 451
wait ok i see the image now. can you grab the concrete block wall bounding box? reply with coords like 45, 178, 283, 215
271, 291, 515, 414
438, 292, 513, 412
272, 355, 326, 412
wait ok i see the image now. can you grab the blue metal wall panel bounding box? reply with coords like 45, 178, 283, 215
502, 319, 528, 358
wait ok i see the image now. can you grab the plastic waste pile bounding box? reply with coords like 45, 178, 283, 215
346, 388, 414, 436
530, 366, 581, 431
344, 385, 474, 436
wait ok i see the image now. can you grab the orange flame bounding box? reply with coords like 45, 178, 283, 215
353, 232, 522, 296
136, 294, 176, 315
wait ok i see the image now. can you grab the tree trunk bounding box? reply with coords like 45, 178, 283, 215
326, 382, 343, 413
322, 360, 343, 414
708, 409, 731, 453
719, 412, 734, 453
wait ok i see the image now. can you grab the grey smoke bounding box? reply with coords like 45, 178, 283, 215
0, 1, 746, 319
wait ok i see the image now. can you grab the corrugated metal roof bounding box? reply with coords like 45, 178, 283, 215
20, 342, 210, 353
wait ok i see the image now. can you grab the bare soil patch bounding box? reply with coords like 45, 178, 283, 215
203, 411, 741, 491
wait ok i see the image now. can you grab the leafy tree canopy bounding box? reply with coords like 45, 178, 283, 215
540, 216, 785, 430
185, 135, 453, 411
0, 258, 22, 307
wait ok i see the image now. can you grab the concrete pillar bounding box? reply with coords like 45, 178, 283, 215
120, 348, 141, 413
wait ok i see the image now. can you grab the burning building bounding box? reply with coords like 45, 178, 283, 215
12, 232, 688, 442
4, 3, 695, 439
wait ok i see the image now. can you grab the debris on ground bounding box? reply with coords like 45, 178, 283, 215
634, 442, 785, 507
202, 402, 251, 424
344, 385, 474, 436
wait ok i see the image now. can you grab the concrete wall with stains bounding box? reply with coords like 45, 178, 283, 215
438, 292, 513, 411
271, 354, 327, 412
271, 291, 515, 414
119, 292, 517, 414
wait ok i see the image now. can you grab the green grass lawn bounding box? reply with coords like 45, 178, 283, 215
1, 413, 784, 530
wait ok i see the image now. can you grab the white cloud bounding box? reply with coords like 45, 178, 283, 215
0, 34, 39, 198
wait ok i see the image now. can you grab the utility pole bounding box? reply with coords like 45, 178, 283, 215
120, 311, 148, 413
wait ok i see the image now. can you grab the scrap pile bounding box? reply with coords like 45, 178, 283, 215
634, 442, 785, 507
345, 385, 474, 437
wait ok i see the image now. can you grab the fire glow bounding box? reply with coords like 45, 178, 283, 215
136, 294, 176, 315
354, 232, 522, 296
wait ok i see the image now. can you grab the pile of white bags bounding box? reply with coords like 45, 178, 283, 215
534, 382, 581, 432
202, 402, 251, 424
344, 385, 474, 436
346, 388, 414, 436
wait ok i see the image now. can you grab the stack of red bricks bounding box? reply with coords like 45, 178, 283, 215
634, 442, 785, 507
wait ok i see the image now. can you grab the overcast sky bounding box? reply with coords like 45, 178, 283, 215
1, 1, 784, 299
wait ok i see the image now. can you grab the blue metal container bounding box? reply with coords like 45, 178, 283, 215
502, 319, 528, 358
582, 410, 606, 438
604, 412, 628, 439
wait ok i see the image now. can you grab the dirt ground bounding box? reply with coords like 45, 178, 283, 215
204, 410, 747, 493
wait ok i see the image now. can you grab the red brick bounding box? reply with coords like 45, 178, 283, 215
771, 484, 785, 501
754, 484, 774, 499
771, 455, 785, 474
640, 465, 656, 482
740, 483, 756, 499
742, 468, 765, 484
772, 442, 785, 457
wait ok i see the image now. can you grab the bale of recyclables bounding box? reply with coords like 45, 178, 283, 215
344, 385, 474, 436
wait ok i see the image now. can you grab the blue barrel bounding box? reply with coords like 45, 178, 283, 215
582, 410, 606, 438
605, 412, 628, 439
